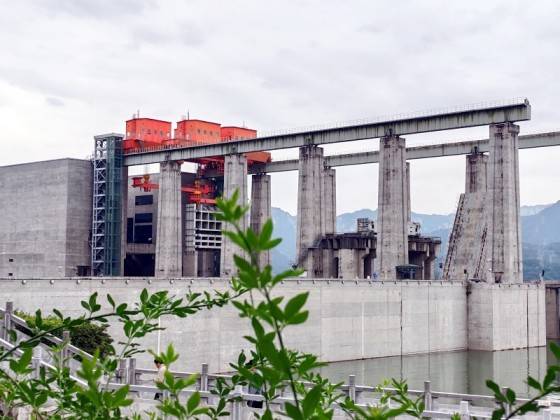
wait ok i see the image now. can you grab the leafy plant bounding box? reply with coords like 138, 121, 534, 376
0, 189, 557, 419
16, 311, 114, 358
485, 341, 560, 419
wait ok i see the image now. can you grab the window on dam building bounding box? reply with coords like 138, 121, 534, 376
134, 224, 152, 244
134, 212, 153, 223
135, 195, 153, 206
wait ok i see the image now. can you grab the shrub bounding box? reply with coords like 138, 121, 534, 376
15, 311, 114, 358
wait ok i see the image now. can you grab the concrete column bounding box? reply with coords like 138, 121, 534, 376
250, 173, 271, 268
155, 161, 182, 278
443, 152, 489, 281
338, 249, 358, 279
322, 168, 336, 235
377, 135, 409, 280
465, 152, 488, 193
220, 154, 248, 277
406, 162, 411, 222
296, 145, 324, 274
120, 166, 128, 276
486, 123, 522, 284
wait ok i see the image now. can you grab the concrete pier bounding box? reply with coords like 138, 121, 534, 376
155, 161, 182, 278
486, 123, 522, 283
250, 173, 271, 268
296, 145, 325, 274
377, 135, 409, 279
406, 162, 411, 222
322, 168, 336, 235
220, 154, 248, 277
444, 153, 489, 280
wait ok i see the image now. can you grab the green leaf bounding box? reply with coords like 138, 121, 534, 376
287, 311, 309, 325
140, 289, 148, 304
527, 375, 543, 392
259, 219, 274, 245
284, 402, 303, 420
187, 391, 201, 413
222, 230, 249, 253
543, 366, 559, 390
88, 292, 98, 311
302, 384, 322, 418
261, 409, 274, 420
505, 388, 516, 404
107, 294, 116, 309
9, 347, 33, 374
486, 380, 502, 397
284, 293, 309, 320
550, 341, 560, 361
35, 310, 43, 330
262, 238, 282, 250
518, 401, 540, 415
491, 408, 505, 420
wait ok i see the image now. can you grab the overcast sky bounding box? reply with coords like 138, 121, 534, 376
1, 0, 559, 215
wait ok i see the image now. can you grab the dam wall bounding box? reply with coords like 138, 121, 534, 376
0, 278, 545, 372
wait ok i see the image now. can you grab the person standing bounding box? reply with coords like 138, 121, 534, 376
154, 358, 167, 400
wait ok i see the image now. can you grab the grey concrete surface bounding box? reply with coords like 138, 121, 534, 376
250, 173, 271, 268
0, 159, 92, 278
544, 284, 560, 339
0, 278, 546, 373
444, 154, 489, 281
155, 161, 182, 278
0, 278, 472, 372
248, 130, 560, 173
467, 283, 545, 351
322, 168, 336, 235
220, 154, 248, 277
377, 135, 409, 279
124, 101, 531, 166
486, 123, 523, 284
296, 145, 325, 274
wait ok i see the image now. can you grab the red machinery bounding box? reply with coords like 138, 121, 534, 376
131, 175, 217, 204
123, 115, 271, 165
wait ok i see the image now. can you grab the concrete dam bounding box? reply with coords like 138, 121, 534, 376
1, 98, 559, 374
0, 278, 545, 372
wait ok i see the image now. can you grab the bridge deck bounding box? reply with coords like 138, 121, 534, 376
123, 99, 530, 166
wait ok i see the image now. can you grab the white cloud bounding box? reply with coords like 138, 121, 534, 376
1, 0, 559, 214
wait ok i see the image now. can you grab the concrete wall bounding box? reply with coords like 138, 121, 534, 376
0, 278, 467, 372
545, 286, 560, 338
0, 159, 92, 277
467, 283, 546, 351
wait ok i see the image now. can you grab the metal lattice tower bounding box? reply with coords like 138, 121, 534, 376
91, 134, 124, 276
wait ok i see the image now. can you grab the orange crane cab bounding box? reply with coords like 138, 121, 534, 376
126, 115, 271, 200
124, 117, 171, 152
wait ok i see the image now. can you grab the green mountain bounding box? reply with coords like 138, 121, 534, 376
270, 203, 560, 280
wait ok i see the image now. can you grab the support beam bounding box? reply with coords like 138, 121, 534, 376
296, 146, 324, 275
124, 100, 531, 166
377, 135, 409, 280
155, 161, 182, 278
486, 123, 523, 284
247, 131, 558, 174
250, 173, 271, 268
220, 154, 248, 277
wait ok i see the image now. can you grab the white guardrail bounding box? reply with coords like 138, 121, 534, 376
1, 301, 558, 419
